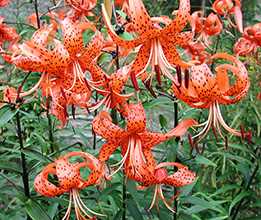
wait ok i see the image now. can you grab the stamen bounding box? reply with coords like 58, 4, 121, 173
192, 104, 213, 140
158, 186, 176, 213
21, 73, 45, 97
88, 95, 108, 112
62, 192, 72, 220
75, 190, 106, 217
108, 137, 132, 178
215, 102, 241, 136
67, 63, 77, 91
148, 185, 159, 211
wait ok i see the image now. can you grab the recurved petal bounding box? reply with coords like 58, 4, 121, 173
128, 0, 154, 35
31, 24, 56, 46
49, 39, 70, 73
50, 93, 68, 128
141, 118, 197, 149
163, 166, 196, 187
55, 157, 83, 190
92, 111, 127, 142
162, 0, 191, 35
34, 163, 65, 197
129, 41, 151, 78
102, 3, 145, 49
161, 40, 189, 68
212, 53, 250, 98
61, 18, 84, 56
98, 142, 119, 162
80, 31, 104, 63
126, 102, 146, 133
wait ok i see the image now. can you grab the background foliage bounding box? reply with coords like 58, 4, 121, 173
0, 0, 261, 220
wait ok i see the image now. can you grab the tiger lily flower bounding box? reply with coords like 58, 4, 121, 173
10, 18, 107, 126
243, 23, 261, 46
183, 41, 210, 64
34, 151, 105, 220
191, 11, 222, 46
212, 0, 243, 33
233, 23, 261, 56
140, 162, 196, 213
102, 0, 193, 89
0, 16, 20, 49
89, 66, 133, 112
92, 102, 197, 179
66, 0, 97, 18
233, 37, 256, 56
173, 53, 250, 141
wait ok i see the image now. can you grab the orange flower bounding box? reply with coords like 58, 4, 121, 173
212, 0, 243, 33
0, 0, 10, 7
0, 16, 20, 49
234, 23, 261, 56
233, 37, 256, 56
65, 0, 97, 17
89, 66, 133, 113
191, 11, 222, 46
184, 41, 210, 64
10, 18, 106, 127
137, 162, 196, 212
102, 0, 193, 89
34, 151, 105, 220
92, 102, 197, 179
173, 53, 250, 141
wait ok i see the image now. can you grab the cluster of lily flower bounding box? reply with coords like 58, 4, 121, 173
0, 0, 258, 219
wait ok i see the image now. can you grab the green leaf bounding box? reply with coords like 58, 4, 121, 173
0, 106, 17, 127
47, 202, 59, 219
127, 197, 144, 220
159, 114, 168, 128
229, 191, 251, 215
0, 159, 22, 174
25, 199, 52, 220
209, 216, 229, 220
21, 148, 54, 163
195, 155, 217, 167
210, 185, 239, 197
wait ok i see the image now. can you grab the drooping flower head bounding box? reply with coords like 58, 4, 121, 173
183, 41, 210, 64
65, 0, 97, 17
234, 22, 261, 56
34, 151, 105, 220
102, 0, 193, 89
8, 17, 106, 127
173, 53, 250, 141
191, 11, 222, 46
89, 65, 133, 113
135, 162, 196, 212
0, 16, 20, 49
92, 102, 197, 180
212, 0, 243, 33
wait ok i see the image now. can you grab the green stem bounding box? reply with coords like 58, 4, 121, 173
231, 147, 260, 220
34, 0, 41, 29
46, 99, 54, 153
16, 112, 30, 198
122, 176, 127, 220
93, 92, 98, 150
173, 101, 179, 220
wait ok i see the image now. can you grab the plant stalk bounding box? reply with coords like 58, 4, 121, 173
34, 0, 41, 29
16, 112, 30, 198
173, 101, 179, 220
46, 98, 55, 152
231, 147, 260, 220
